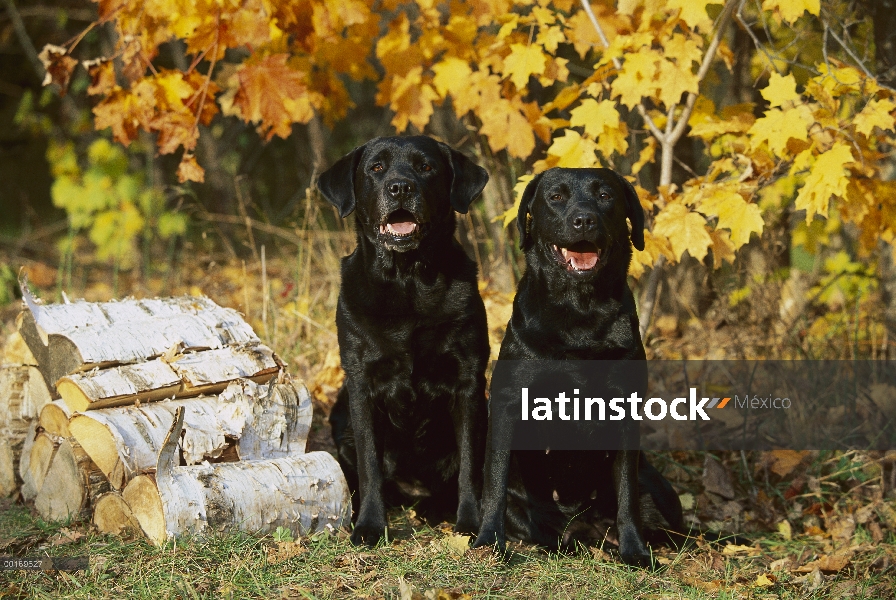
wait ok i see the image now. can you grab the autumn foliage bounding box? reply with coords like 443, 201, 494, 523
40, 0, 896, 287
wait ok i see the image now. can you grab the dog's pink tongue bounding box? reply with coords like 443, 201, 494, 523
567, 251, 598, 270
387, 221, 416, 235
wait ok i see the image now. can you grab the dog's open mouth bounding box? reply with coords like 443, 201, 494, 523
553, 241, 601, 272
380, 209, 419, 238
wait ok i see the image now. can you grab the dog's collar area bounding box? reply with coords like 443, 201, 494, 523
552, 241, 602, 273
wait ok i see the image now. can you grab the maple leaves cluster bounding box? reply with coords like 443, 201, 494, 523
41, 0, 896, 280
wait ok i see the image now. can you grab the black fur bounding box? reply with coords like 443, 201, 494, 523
473, 168, 683, 566
317, 136, 490, 546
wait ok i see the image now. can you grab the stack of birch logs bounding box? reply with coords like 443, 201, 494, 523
0, 284, 349, 545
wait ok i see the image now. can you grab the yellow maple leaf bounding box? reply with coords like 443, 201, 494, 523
545, 130, 598, 168
384, 67, 438, 132
611, 48, 661, 108
503, 43, 547, 89
666, 0, 715, 29
496, 174, 536, 228
566, 9, 606, 59
569, 99, 620, 138
595, 123, 629, 158
748, 105, 810, 155
479, 99, 536, 159
537, 25, 566, 53
497, 13, 519, 40
714, 193, 764, 248
630, 229, 676, 277
761, 73, 800, 107
795, 142, 853, 222
664, 33, 703, 67
632, 137, 656, 175
854, 99, 896, 136
813, 63, 864, 96
655, 57, 700, 108
653, 203, 711, 261
432, 57, 473, 98
762, 0, 820, 24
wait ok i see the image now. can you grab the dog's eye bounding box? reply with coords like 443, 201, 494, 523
550, 194, 563, 202
598, 192, 610, 200
421, 163, 432, 172
371, 163, 384, 173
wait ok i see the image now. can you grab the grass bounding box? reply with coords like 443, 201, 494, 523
1, 499, 894, 599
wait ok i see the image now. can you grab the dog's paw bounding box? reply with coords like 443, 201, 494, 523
454, 502, 480, 535
350, 520, 387, 546
471, 527, 507, 556
618, 528, 652, 568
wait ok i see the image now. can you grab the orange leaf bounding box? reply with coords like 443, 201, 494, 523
177, 153, 205, 183
235, 54, 314, 140
83, 58, 116, 97
39, 44, 78, 92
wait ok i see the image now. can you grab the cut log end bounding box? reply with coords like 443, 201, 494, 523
39, 400, 72, 437
93, 492, 141, 538
69, 415, 125, 490
29, 432, 59, 496
122, 474, 167, 546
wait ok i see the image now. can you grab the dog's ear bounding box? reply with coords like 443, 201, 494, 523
517, 172, 543, 250
317, 144, 366, 218
614, 172, 645, 251
437, 143, 489, 214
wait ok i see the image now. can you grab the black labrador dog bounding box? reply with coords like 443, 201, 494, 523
473, 167, 683, 566
317, 136, 490, 545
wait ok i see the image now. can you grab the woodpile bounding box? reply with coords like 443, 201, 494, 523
1, 286, 350, 544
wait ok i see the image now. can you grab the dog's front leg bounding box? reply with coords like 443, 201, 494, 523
613, 447, 651, 567
453, 378, 486, 534
472, 395, 515, 554
347, 381, 388, 546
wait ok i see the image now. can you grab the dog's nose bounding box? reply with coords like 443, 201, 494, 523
388, 180, 416, 198
571, 212, 597, 232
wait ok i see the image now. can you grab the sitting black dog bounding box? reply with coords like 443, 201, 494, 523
317, 136, 490, 545
473, 167, 683, 566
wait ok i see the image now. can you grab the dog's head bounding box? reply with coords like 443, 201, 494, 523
317, 136, 489, 252
516, 168, 645, 281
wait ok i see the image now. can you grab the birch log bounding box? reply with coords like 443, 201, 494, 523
18, 421, 38, 500
34, 438, 110, 521
1, 364, 51, 497
69, 379, 312, 490
0, 437, 16, 497
124, 407, 350, 546
0, 365, 53, 437
39, 400, 72, 437
17, 287, 260, 392
28, 431, 60, 497
56, 344, 280, 412
93, 492, 141, 537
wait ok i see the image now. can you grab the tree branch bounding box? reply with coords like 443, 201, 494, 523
2, 0, 45, 81
579, 0, 666, 144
